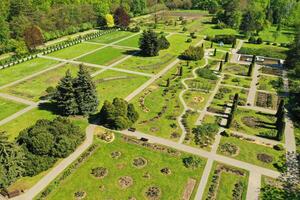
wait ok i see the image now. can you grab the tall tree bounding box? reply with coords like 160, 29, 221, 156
24, 25, 44, 49
105, 14, 115, 28
54, 70, 78, 116
114, 7, 130, 27
0, 16, 10, 43
139, 30, 160, 57
73, 65, 99, 116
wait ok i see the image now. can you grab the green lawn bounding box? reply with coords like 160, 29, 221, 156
0, 58, 59, 86
183, 90, 211, 110
198, 17, 239, 37
77, 46, 127, 66
223, 63, 249, 76
0, 64, 99, 102
230, 108, 278, 139
222, 74, 252, 88
202, 162, 249, 200
48, 43, 102, 59
0, 108, 56, 141
258, 75, 284, 93
209, 86, 249, 114
44, 134, 206, 200
218, 136, 284, 171
90, 31, 134, 44
238, 43, 288, 59
259, 26, 295, 44
0, 98, 27, 121
92, 70, 149, 106
115, 34, 141, 48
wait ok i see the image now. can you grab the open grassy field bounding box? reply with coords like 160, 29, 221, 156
229, 108, 278, 139
92, 70, 149, 106
221, 74, 252, 88
0, 58, 60, 86
218, 136, 284, 171
90, 31, 134, 44
258, 75, 284, 93
77, 46, 127, 66
115, 34, 141, 48
202, 162, 249, 200
0, 64, 99, 102
238, 43, 288, 59
258, 26, 295, 44
0, 98, 27, 121
44, 133, 206, 200
48, 43, 102, 59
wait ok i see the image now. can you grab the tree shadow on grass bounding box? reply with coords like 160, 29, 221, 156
38, 102, 62, 116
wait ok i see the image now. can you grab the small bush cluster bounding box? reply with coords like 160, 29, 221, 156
192, 123, 219, 147
181, 46, 204, 61
196, 68, 218, 80
211, 35, 237, 44
257, 153, 274, 163
248, 36, 263, 44
182, 156, 202, 169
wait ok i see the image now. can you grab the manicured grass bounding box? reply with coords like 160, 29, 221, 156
218, 136, 284, 171
92, 70, 149, 106
258, 26, 295, 44
0, 98, 27, 121
45, 134, 206, 200
77, 46, 127, 65
258, 75, 284, 93
202, 162, 249, 200
238, 43, 288, 59
221, 74, 252, 88
183, 90, 211, 110
167, 33, 203, 55
0, 108, 56, 141
209, 86, 249, 113
204, 41, 232, 52
131, 65, 187, 140
48, 43, 102, 59
0, 58, 59, 86
115, 34, 141, 48
1, 64, 98, 102
90, 31, 134, 44
223, 63, 249, 76
229, 108, 278, 139
198, 17, 239, 37
202, 114, 220, 125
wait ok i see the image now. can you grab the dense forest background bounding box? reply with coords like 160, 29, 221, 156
1, 0, 300, 55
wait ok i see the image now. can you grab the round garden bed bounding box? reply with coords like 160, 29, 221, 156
145, 186, 161, 200
111, 151, 122, 159
74, 191, 86, 200
91, 167, 108, 179
132, 157, 148, 168
257, 153, 273, 163
219, 143, 239, 156
118, 176, 134, 189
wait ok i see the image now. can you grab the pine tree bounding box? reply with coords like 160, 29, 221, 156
225, 52, 229, 63
139, 30, 160, 56
213, 48, 217, 56
74, 65, 99, 115
219, 61, 223, 72
248, 63, 254, 76
54, 70, 78, 116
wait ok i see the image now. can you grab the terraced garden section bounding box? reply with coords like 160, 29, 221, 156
77, 46, 128, 66
203, 162, 249, 200
255, 91, 281, 110
221, 74, 252, 88
0, 64, 98, 102
92, 70, 150, 106
43, 134, 206, 200
0, 97, 27, 121
218, 136, 284, 171
48, 43, 102, 59
0, 58, 60, 86
238, 43, 288, 59
258, 75, 284, 93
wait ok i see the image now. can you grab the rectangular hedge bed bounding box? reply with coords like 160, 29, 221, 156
238, 43, 288, 59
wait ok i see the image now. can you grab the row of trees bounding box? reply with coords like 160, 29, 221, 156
0, 117, 84, 188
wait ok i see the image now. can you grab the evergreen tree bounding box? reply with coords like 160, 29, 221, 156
276, 99, 285, 117
74, 65, 99, 115
166, 78, 170, 87
232, 39, 236, 48
139, 30, 160, 56
227, 93, 239, 128
248, 63, 254, 76
158, 35, 170, 50
210, 41, 213, 48
213, 48, 217, 56
252, 55, 256, 64
276, 112, 285, 141
179, 66, 183, 76
54, 70, 78, 116
219, 61, 223, 72
225, 52, 230, 63
127, 103, 139, 124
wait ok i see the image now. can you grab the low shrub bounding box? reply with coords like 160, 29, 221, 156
182, 156, 202, 169
273, 144, 284, 151
257, 153, 273, 163
196, 68, 218, 80
212, 35, 236, 44
181, 46, 204, 61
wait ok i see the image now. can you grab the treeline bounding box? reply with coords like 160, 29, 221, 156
165, 0, 300, 34
0, 0, 161, 55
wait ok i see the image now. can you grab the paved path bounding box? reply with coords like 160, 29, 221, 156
0, 105, 37, 127
247, 64, 260, 106
12, 124, 97, 200
246, 172, 261, 200
0, 93, 36, 106
83, 41, 140, 50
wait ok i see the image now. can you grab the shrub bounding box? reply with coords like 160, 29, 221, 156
256, 37, 263, 44
257, 153, 273, 163
220, 143, 239, 156
182, 156, 202, 169
248, 36, 256, 44
273, 144, 284, 151
182, 27, 187, 32
196, 68, 218, 80
186, 38, 192, 43
181, 46, 204, 61
212, 35, 236, 44
158, 35, 170, 50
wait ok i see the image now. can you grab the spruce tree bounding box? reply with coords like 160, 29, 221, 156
54, 70, 78, 116
248, 63, 254, 76
225, 52, 229, 63
74, 65, 99, 115
219, 61, 223, 72
213, 48, 217, 56
139, 30, 160, 56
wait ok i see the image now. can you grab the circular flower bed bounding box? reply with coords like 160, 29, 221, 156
97, 130, 114, 143
160, 167, 171, 175
143, 172, 151, 179
74, 191, 86, 199
111, 151, 122, 159
118, 176, 133, 189
257, 153, 273, 163
220, 143, 239, 156
133, 157, 147, 168
91, 167, 108, 179
145, 186, 161, 200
